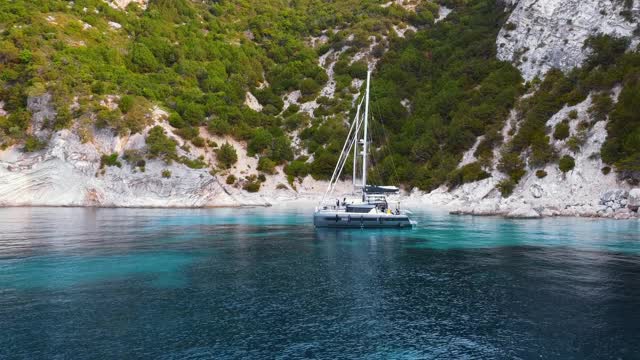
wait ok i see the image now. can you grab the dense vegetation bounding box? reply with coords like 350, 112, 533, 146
364, 0, 523, 190
1, 0, 639, 194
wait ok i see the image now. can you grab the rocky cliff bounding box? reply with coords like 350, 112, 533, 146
2, 0, 639, 217
497, 0, 639, 80
0, 95, 345, 207
410, 0, 640, 218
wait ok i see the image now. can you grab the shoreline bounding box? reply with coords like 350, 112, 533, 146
2, 199, 638, 221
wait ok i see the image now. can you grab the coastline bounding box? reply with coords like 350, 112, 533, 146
2, 195, 638, 221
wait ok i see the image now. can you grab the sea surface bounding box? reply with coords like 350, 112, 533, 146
1, 206, 639, 359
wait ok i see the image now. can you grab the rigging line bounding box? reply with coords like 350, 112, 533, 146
320, 97, 365, 204
320, 109, 358, 205
370, 92, 401, 185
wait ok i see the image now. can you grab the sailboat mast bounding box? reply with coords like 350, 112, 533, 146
353, 104, 360, 192
362, 70, 371, 190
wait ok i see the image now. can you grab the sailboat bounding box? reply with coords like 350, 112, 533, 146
313, 71, 416, 229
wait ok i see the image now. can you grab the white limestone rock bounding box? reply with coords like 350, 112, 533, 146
27, 93, 56, 140
600, 189, 629, 205
506, 205, 541, 219
498, 0, 640, 81
628, 188, 640, 211
104, 0, 148, 10
244, 92, 263, 112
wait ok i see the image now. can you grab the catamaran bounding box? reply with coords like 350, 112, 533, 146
313, 71, 415, 229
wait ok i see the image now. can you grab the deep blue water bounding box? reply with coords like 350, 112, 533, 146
1, 206, 640, 359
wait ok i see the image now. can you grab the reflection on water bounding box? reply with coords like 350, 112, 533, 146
0, 206, 639, 359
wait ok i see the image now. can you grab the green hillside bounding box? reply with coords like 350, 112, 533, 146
1, 0, 638, 193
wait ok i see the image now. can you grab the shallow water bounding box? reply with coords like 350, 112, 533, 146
1, 206, 639, 359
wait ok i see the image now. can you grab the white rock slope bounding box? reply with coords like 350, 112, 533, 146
498, 0, 640, 80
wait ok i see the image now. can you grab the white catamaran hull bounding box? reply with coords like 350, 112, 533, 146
313, 210, 414, 229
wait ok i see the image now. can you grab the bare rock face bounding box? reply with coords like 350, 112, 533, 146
506, 205, 541, 219
600, 189, 629, 205
27, 94, 56, 139
498, 0, 639, 80
0, 126, 269, 207
104, 0, 148, 10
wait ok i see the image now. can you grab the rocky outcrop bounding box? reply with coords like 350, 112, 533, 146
498, 0, 640, 80
411, 89, 640, 219
244, 92, 263, 112
628, 188, 640, 212
0, 128, 244, 207
104, 0, 148, 10
506, 205, 541, 219
27, 94, 56, 140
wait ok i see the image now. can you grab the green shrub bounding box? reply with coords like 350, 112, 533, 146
535, 169, 547, 178
242, 175, 261, 192
566, 134, 585, 153
584, 35, 630, 70
248, 128, 273, 155
123, 149, 146, 169
568, 110, 578, 119
497, 151, 526, 182
226, 174, 236, 184
447, 162, 490, 189
23, 136, 46, 152
589, 92, 614, 122
348, 60, 368, 79
130, 43, 159, 73
496, 178, 516, 198
100, 153, 122, 168
162, 169, 171, 178
284, 159, 310, 180
216, 142, 238, 169
257, 157, 276, 174
601, 166, 611, 175
179, 156, 207, 169
191, 136, 205, 148
119, 95, 135, 113
175, 127, 199, 140
146, 126, 177, 161
559, 155, 575, 173
553, 121, 570, 140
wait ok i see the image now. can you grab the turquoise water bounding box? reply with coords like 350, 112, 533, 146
0, 206, 639, 359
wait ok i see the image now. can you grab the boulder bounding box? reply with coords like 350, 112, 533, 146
506, 205, 541, 219
540, 207, 560, 217
600, 189, 628, 205
628, 188, 640, 212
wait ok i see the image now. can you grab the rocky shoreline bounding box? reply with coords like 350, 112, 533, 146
440, 188, 640, 220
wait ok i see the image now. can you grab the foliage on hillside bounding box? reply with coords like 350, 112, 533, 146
499, 34, 640, 188
1, 0, 638, 192
0, 0, 421, 161
363, 0, 523, 191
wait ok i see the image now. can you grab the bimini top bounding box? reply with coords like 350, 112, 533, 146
364, 185, 400, 194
